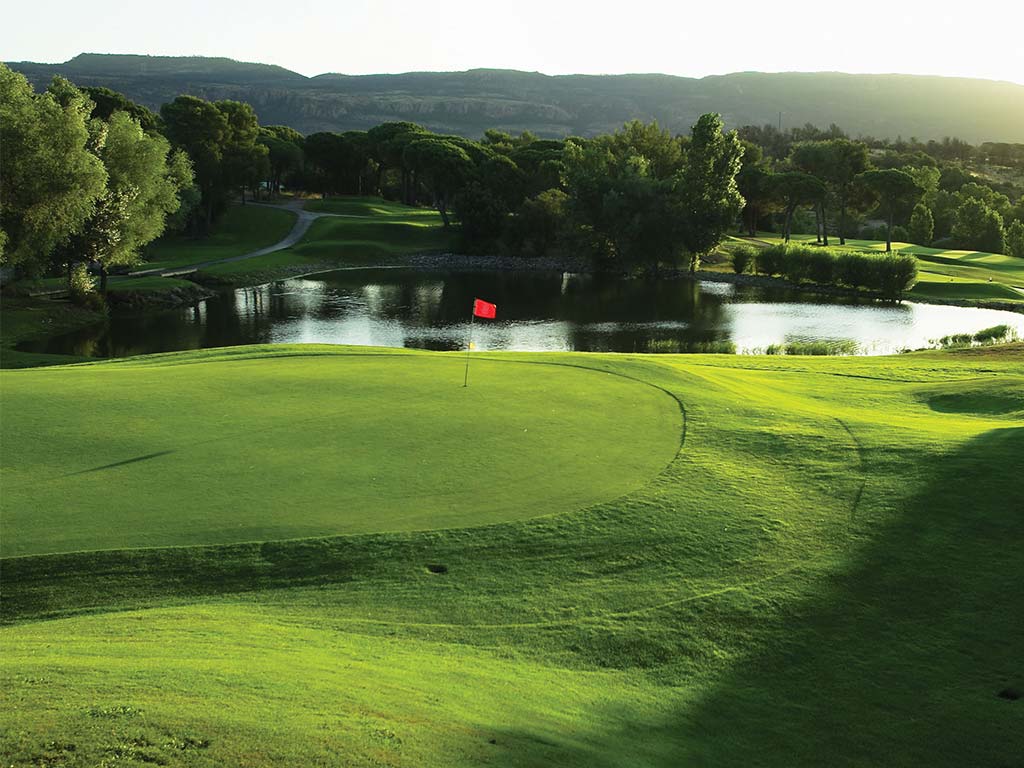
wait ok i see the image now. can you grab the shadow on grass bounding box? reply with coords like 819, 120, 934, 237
490, 427, 1024, 767
691, 426, 1022, 766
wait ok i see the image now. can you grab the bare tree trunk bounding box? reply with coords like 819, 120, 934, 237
821, 202, 829, 246
814, 203, 822, 244
99, 265, 108, 294
886, 211, 893, 252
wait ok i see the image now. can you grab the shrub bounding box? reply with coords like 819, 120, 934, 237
729, 246, 755, 274
764, 340, 859, 355
804, 248, 836, 284
754, 244, 787, 276
972, 324, 1015, 343
875, 252, 918, 299
934, 325, 1018, 348
68, 263, 105, 310
752, 243, 917, 298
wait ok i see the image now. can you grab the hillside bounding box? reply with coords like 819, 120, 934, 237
7, 53, 1024, 141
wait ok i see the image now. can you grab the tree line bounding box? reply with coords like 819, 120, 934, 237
4, 63, 1023, 296
735, 123, 1024, 258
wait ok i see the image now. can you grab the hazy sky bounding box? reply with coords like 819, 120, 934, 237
3, 0, 1023, 83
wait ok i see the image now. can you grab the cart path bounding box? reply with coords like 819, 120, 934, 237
130, 200, 366, 278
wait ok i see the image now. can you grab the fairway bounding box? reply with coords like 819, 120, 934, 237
3, 345, 1023, 767
0, 348, 681, 557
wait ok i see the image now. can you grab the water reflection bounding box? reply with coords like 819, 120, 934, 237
17, 269, 1024, 358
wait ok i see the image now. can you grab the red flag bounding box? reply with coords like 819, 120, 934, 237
473, 298, 497, 319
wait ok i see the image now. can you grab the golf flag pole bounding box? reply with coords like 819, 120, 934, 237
463, 312, 474, 387
464, 298, 496, 387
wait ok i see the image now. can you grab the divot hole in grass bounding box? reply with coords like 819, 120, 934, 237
426, 564, 448, 574
997, 687, 1020, 701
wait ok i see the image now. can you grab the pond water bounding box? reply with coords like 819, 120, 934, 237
18, 269, 1024, 357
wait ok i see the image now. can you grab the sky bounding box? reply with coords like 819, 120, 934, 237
3, 0, 1023, 84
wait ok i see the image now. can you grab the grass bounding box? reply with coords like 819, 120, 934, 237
140, 205, 297, 272
2, 344, 1023, 766
288, 209, 455, 264
0, 348, 679, 557
105, 276, 200, 293
304, 196, 445, 218
748, 232, 1024, 305
192, 197, 456, 284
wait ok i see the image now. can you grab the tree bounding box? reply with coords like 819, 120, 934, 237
216, 100, 267, 203
160, 95, 229, 232
259, 128, 303, 196
908, 203, 934, 246
513, 189, 569, 257
771, 172, 825, 243
402, 139, 473, 226
675, 113, 745, 271
952, 198, 1005, 253
790, 141, 833, 244
735, 141, 772, 237
820, 139, 869, 245
0, 67, 107, 273
955, 182, 1012, 220
1006, 220, 1024, 259
453, 154, 525, 244
857, 169, 922, 252
86, 110, 193, 288
366, 122, 427, 201
81, 86, 159, 133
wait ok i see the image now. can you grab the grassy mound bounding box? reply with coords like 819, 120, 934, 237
2, 347, 1022, 766
0, 347, 680, 557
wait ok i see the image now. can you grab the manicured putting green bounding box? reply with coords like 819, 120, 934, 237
0, 349, 680, 557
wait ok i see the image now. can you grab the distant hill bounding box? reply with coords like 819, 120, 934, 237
7, 53, 1024, 142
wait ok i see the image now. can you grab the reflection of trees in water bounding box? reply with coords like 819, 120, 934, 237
20, 269, 910, 359
565, 276, 732, 352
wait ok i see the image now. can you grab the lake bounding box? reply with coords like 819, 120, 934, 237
18, 269, 1024, 357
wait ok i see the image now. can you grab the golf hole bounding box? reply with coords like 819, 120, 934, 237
996, 687, 1020, 701
426, 564, 448, 575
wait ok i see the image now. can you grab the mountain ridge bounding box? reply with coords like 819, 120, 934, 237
7, 53, 1024, 142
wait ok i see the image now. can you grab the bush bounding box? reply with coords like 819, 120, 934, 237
68, 263, 105, 310
729, 246, 755, 274
754, 244, 787, 276
875, 253, 918, 298
804, 248, 836, 284
754, 243, 917, 298
764, 340, 859, 356
934, 324, 1018, 348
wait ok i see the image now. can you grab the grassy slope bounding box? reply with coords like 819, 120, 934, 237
141, 205, 297, 272
752, 233, 1024, 304
2, 345, 1023, 766
199, 198, 455, 281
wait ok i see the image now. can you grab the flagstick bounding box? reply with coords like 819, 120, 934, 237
463, 310, 475, 387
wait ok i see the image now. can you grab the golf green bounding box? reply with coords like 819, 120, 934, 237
0, 348, 681, 557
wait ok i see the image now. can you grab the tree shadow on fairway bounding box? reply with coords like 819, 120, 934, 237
669, 426, 1024, 767
485, 428, 1024, 767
